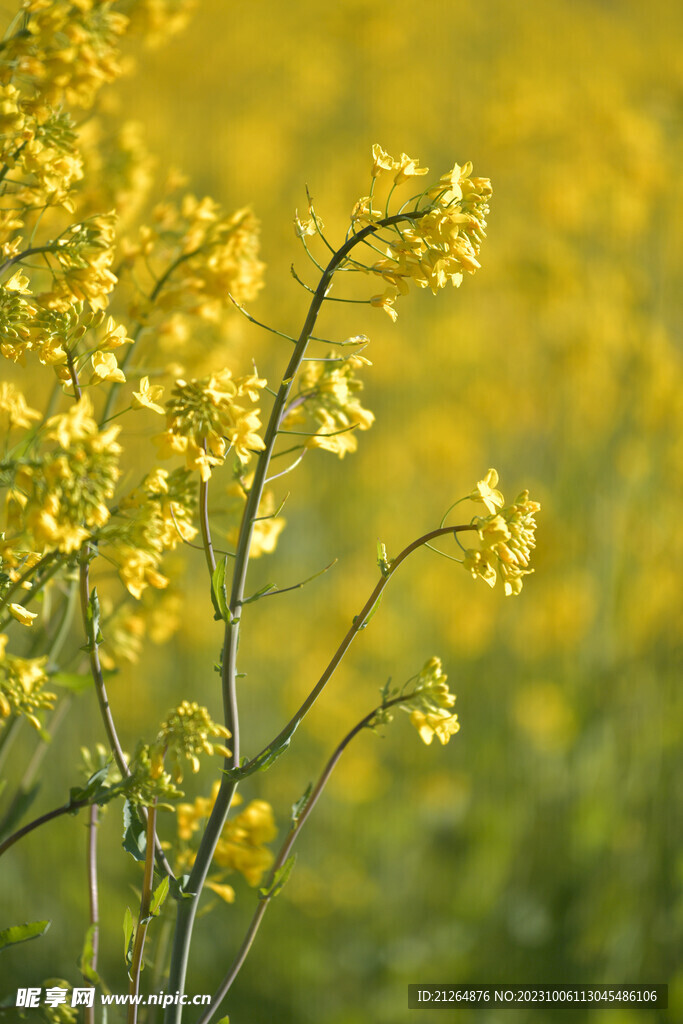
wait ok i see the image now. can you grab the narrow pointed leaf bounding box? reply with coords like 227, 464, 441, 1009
0, 920, 50, 952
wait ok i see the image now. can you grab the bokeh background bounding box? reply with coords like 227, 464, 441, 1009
2, 1, 681, 1022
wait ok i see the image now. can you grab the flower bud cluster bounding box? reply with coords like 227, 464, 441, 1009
1, 1, 128, 110
108, 467, 197, 599
0, 635, 56, 730
7, 396, 122, 555
156, 368, 267, 480
127, 198, 265, 323
151, 700, 231, 783
376, 656, 460, 747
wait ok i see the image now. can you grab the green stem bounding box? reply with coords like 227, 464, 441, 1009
85, 804, 99, 1024
196, 695, 408, 1024
163, 212, 425, 1024
244, 524, 474, 775
0, 550, 59, 616
128, 800, 158, 1024
0, 243, 56, 278
78, 545, 176, 882
0, 794, 88, 857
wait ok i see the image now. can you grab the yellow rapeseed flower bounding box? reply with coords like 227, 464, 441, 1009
9, 604, 37, 626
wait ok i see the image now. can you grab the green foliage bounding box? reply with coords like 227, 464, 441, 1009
0, 919, 49, 952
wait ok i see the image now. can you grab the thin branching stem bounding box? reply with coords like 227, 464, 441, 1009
128, 799, 158, 1024
196, 694, 409, 1024
85, 804, 99, 1024
164, 209, 427, 1023
0, 794, 89, 857
241, 524, 475, 775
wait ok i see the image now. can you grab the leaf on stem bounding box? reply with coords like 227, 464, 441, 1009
0, 919, 50, 952
82, 587, 104, 652
149, 875, 170, 917
353, 591, 383, 630
258, 854, 296, 901
79, 923, 109, 991
122, 799, 147, 862
210, 556, 230, 623
122, 907, 135, 968
291, 783, 312, 826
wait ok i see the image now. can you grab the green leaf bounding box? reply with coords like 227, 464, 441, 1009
355, 591, 383, 631
51, 671, 94, 694
258, 855, 296, 901
169, 874, 195, 901
210, 556, 230, 623
149, 875, 169, 917
223, 726, 296, 783
291, 783, 312, 826
83, 587, 104, 652
122, 907, 135, 968
0, 919, 50, 952
242, 582, 278, 605
70, 765, 109, 804
78, 923, 109, 992
122, 799, 147, 862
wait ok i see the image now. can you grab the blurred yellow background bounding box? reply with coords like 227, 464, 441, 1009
3, 1, 681, 1021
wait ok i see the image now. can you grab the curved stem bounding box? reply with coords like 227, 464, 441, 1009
197, 695, 408, 1024
244, 524, 474, 774
0, 795, 88, 857
128, 799, 158, 1024
0, 551, 58, 615
0, 243, 57, 278
78, 546, 175, 882
79, 547, 128, 773
164, 211, 425, 1024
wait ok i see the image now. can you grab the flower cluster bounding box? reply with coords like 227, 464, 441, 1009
0, 381, 40, 432
0, 92, 83, 213
108, 467, 196, 599
352, 145, 492, 320
156, 368, 267, 479
39, 212, 118, 312
462, 470, 541, 596
175, 781, 276, 892
5, 396, 122, 555
0, 1, 128, 110
126, 743, 184, 808
283, 350, 374, 458
0, 635, 56, 730
126, 197, 265, 323
151, 700, 231, 783
0, 274, 39, 360
376, 656, 460, 746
